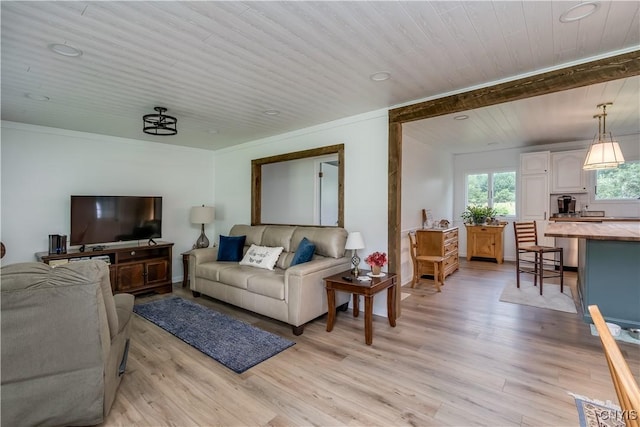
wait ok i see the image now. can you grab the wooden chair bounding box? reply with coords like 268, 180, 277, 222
513, 221, 563, 295
408, 232, 444, 292
588, 305, 640, 427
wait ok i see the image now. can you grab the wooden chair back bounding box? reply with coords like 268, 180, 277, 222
513, 221, 538, 249
588, 305, 640, 427
408, 232, 418, 270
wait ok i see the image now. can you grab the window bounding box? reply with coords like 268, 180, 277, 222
594, 161, 640, 200
466, 171, 516, 216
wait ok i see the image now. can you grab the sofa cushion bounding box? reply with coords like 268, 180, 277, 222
275, 252, 295, 270
261, 226, 296, 252
218, 266, 262, 290
230, 224, 266, 246
217, 235, 246, 261
196, 261, 236, 282
291, 227, 347, 258
290, 237, 316, 266
113, 293, 135, 334
239, 245, 283, 270
247, 271, 286, 300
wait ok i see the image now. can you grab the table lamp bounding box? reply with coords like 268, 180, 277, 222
345, 231, 365, 276
190, 205, 215, 248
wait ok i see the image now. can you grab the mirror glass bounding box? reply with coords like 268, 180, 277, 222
252, 145, 344, 227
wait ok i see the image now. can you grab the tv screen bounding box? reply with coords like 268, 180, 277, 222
70, 196, 162, 246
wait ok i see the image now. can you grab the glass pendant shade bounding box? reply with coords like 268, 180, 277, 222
583, 103, 625, 170
583, 135, 625, 170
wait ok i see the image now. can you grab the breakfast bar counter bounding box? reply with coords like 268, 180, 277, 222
546, 222, 640, 328
545, 221, 640, 241
550, 216, 640, 223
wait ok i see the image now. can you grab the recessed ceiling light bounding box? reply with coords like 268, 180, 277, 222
48, 43, 83, 57
559, 1, 600, 23
207, 129, 219, 134
453, 115, 469, 121
25, 93, 50, 101
370, 71, 391, 82
262, 109, 280, 116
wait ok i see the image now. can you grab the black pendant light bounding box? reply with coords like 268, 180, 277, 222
143, 107, 177, 135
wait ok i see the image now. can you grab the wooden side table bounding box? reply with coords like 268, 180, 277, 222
465, 224, 506, 264
181, 250, 192, 288
324, 270, 397, 345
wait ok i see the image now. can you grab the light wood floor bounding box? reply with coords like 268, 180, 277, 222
102, 260, 640, 426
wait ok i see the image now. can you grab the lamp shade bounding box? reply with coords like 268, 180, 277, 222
583, 103, 625, 170
583, 139, 625, 170
345, 231, 365, 250
190, 206, 215, 224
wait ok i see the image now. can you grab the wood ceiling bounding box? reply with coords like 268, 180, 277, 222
1, 1, 639, 152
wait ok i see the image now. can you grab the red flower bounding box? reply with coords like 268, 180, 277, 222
365, 251, 388, 267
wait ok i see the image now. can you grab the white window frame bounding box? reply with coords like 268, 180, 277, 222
465, 168, 517, 218
587, 159, 640, 204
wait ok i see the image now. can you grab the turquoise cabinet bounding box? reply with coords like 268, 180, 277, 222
579, 239, 640, 328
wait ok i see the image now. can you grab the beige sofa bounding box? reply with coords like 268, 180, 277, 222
1, 261, 134, 427
189, 224, 351, 335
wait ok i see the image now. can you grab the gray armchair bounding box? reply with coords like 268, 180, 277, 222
1, 260, 134, 427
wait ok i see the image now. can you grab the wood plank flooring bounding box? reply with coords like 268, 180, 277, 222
102, 260, 640, 426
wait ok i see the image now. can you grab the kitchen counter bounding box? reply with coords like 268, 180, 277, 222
545, 221, 640, 241
550, 216, 640, 223
545, 222, 640, 328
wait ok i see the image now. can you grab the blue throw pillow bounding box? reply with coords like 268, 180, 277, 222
217, 235, 246, 262
291, 237, 316, 266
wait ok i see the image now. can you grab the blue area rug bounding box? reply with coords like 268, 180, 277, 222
133, 296, 295, 373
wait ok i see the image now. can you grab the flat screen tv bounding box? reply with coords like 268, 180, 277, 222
70, 196, 162, 246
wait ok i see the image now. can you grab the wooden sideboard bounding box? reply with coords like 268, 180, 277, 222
37, 241, 174, 295
415, 227, 459, 279
465, 224, 506, 264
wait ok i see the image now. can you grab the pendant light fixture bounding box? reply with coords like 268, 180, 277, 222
143, 107, 177, 135
583, 103, 625, 170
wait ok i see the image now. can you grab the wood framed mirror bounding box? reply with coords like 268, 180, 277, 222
252, 144, 345, 227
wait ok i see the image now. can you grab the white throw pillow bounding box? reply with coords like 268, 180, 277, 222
239, 244, 284, 270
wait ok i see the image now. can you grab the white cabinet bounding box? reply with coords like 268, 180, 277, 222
520, 174, 549, 220
521, 151, 549, 175
550, 150, 587, 193
519, 152, 553, 246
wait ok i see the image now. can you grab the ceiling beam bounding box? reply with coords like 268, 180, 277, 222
389, 50, 640, 124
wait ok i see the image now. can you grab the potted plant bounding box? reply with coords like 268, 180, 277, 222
365, 251, 388, 276
461, 205, 497, 225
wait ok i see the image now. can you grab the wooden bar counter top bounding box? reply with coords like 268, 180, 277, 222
545, 221, 640, 242
550, 216, 640, 222
545, 221, 640, 329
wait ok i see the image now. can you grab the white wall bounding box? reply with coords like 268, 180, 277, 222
453, 135, 640, 261
213, 109, 390, 315
0, 121, 216, 281
401, 134, 454, 285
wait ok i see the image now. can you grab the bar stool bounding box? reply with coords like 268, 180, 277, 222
513, 221, 563, 295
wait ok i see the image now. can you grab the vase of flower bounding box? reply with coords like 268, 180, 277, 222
365, 251, 388, 276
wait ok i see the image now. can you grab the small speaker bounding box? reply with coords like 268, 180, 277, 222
48, 234, 67, 255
